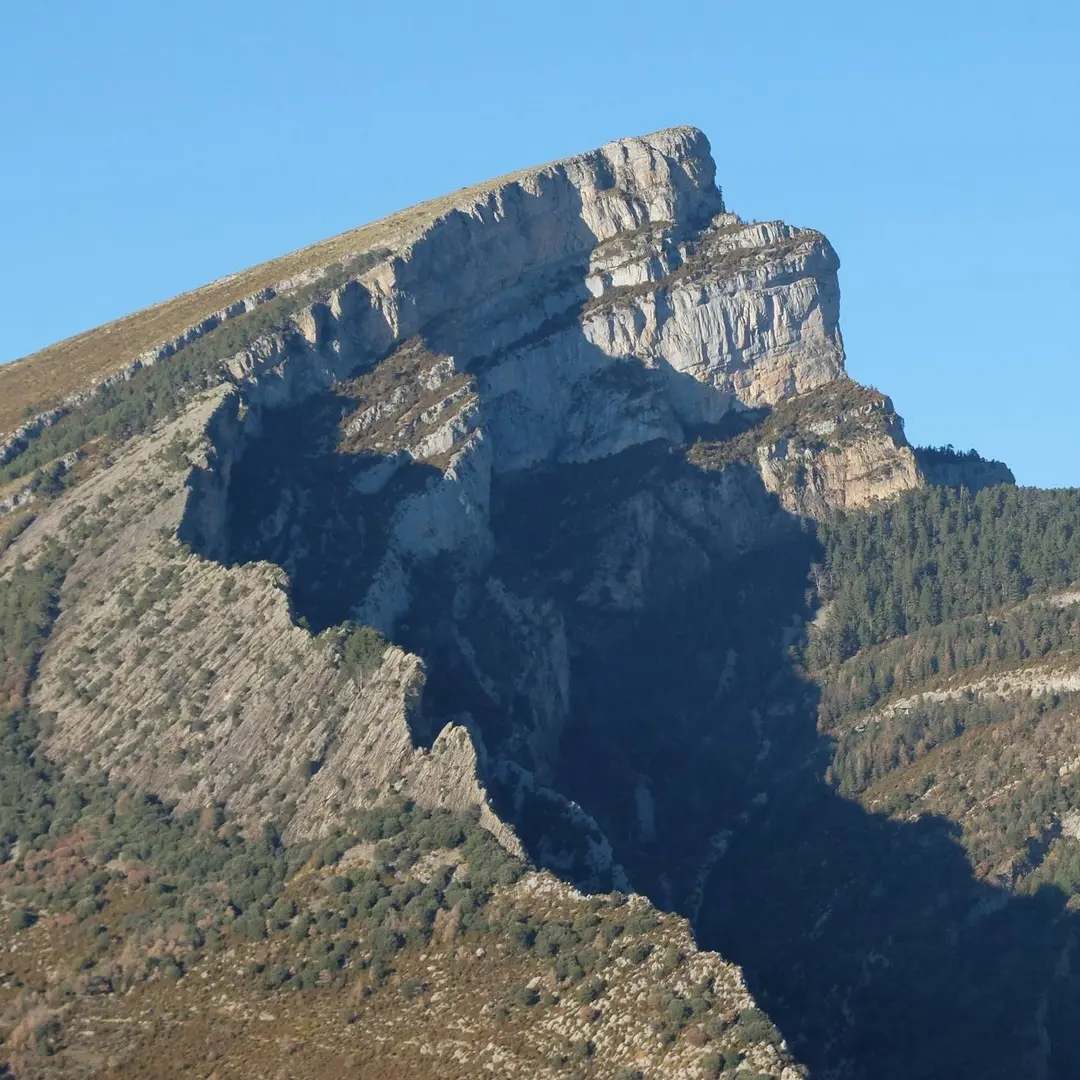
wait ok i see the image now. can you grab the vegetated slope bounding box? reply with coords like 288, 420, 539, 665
0, 465, 793, 1080
812, 484, 1080, 883
692, 483, 1080, 1080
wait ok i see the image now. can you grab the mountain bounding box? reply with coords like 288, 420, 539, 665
1, 126, 1076, 1080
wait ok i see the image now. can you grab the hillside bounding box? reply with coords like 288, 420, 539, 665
0, 149, 598, 441
1, 124, 1072, 1080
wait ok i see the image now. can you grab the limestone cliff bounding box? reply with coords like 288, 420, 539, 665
178, 128, 857, 633
4, 126, 930, 881
754, 387, 922, 517
2, 124, 1037, 1080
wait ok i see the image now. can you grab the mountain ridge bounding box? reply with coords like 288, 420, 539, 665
6, 126, 1073, 1080
0, 125, 713, 443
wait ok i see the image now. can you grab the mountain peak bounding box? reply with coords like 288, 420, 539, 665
1, 127, 1034, 1080
0, 125, 718, 442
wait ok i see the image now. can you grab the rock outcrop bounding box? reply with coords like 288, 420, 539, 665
14, 394, 511, 857
180, 128, 858, 631
3, 124, 1039, 1080
6, 126, 928, 882
755, 389, 922, 517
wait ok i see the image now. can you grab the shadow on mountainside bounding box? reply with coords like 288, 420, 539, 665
177, 166, 1080, 1077
210, 387, 443, 632
192, 388, 1080, 1077
485, 450, 1080, 1080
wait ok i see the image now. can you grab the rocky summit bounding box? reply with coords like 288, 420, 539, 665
4, 127, 1079, 1080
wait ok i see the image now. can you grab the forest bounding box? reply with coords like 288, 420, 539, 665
804, 483, 1080, 883
808, 484, 1080, 668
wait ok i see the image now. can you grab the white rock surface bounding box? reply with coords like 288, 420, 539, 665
173, 127, 856, 633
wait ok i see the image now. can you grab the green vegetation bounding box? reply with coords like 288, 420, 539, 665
8, 907, 34, 931
1, 340, 222, 486
808, 485, 1080, 667
0, 536, 526, 1003
4, 780, 525, 991
0, 511, 36, 556
322, 622, 389, 684
877, 691, 1080, 861
0, 248, 390, 487
0, 542, 77, 859
915, 443, 990, 467
0, 542, 72, 700
818, 599, 1080, 728
804, 483, 1080, 885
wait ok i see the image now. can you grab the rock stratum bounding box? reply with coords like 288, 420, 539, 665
7, 127, 913, 860
6, 126, 1074, 1080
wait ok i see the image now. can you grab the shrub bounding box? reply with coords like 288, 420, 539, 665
415, 811, 466, 849
160, 958, 183, 981
396, 847, 419, 870
233, 911, 266, 941
269, 896, 296, 928
74, 896, 102, 920
599, 922, 624, 947
661, 945, 682, 972
625, 909, 659, 935
575, 976, 606, 1005
352, 806, 406, 842
535, 920, 580, 957
664, 996, 692, 1027
262, 966, 290, 990
701, 1052, 726, 1078
512, 985, 540, 1007
369, 926, 403, 958
9, 908, 36, 931
334, 624, 388, 684
735, 1007, 776, 1045
570, 1038, 594, 1061
555, 956, 586, 984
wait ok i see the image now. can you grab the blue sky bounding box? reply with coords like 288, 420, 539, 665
2, 1, 1077, 485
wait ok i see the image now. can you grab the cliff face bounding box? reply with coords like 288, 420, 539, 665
755, 391, 922, 516
4, 126, 926, 885
234, 162, 846, 454
3, 125, 990, 1078
181, 129, 861, 628
165, 128, 899, 886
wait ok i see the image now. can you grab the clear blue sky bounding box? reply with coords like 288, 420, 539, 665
2, 1, 1077, 485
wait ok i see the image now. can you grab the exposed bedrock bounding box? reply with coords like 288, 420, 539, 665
21, 124, 1057, 1079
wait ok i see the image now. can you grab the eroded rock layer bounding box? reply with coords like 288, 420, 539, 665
1, 125, 980, 1079
4, 126, 932, 890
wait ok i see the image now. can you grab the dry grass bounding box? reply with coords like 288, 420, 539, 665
0, 152, 578, 440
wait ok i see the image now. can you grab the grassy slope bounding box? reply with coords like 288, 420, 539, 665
0, 155, 561, 439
